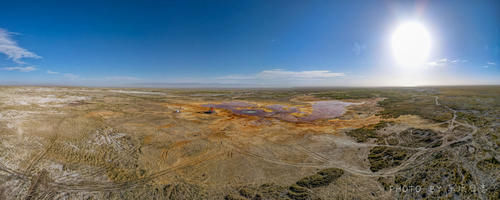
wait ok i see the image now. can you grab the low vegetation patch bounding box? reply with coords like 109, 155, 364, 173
456, 112, 490, 127
225, 194, 248, 200
312, 89, 377, 100
225, 168, 344, 200
377, 95, 453, 122
287, 184, 310, 200
368, 147, 411, 172
398, 128, 443, 148
477, 157, 500, 171
346, 121, 393, 143
296, 168, 344, 188
390, 150, 478, 199
225, 183, 291, 200
346, 127, 377, 143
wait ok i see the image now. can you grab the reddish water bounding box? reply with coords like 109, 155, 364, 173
202, 100, 356, 122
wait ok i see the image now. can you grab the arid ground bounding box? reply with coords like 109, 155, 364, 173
0, 86, 498, 199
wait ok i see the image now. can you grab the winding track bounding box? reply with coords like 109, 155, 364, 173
0, 95, 479, 195
223, 95, 476, 178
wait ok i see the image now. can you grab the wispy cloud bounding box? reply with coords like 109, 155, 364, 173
427, 58, 448, 67
104, 76, 141, 81
451, 59, 467, 63
1, 66, 37, 72
63, 73, 79, 80
216, 75, 255, 80
218, 69, 345, 80
259, 69, 344, 79
352, 42, 366, 56
46, 70, 81, 79
428, 58, 467, 67
45, 72, 141, 84
0, 28, 41, 64
144, 69, 346, 87
47, 70, 59, 74
481, 62, 497, 69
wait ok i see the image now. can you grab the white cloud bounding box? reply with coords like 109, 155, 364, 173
104, 76, 141, 81
427, 62, 439, 67
450, 59, 467, 63
352, 42, 366, 56
63, 73, 79, 80
258, 69, 344, 79
428, 58, 467, 67
47, 70, 59, 74
481, 62, 496, 69
218, 69, 345, 81
212, 69, 346, 86
0, 28, 41, 64
216, 75, 255, 80
45, 73, 140, 84
427, 58, 448, 67
1, 66, 37, 72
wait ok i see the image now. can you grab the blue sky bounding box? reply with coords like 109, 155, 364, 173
0, 0, 498, 87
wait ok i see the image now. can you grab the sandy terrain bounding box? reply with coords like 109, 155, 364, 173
0, 86, 497, 199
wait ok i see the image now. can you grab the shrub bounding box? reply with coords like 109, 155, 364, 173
296, 168, 344, 188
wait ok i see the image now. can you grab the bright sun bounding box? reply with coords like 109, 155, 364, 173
392, 21, 432, 67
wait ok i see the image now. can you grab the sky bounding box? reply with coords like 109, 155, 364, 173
0, 0, 499, 87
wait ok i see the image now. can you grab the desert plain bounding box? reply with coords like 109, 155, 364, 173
0, 86, 498, 199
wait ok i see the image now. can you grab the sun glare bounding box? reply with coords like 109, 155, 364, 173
391, 21, 432, 68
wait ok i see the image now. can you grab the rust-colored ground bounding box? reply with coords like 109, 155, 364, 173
1, 87, 492, 199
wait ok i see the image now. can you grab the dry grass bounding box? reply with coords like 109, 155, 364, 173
0, 86, 498, 199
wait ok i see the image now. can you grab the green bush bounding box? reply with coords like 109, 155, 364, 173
287, 184, 310, 200
296, 168, 344, 188
346, 128, 377, 142
368, 147, 410, 172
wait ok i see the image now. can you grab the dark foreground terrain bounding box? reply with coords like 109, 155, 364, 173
0, 86, 498, 199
